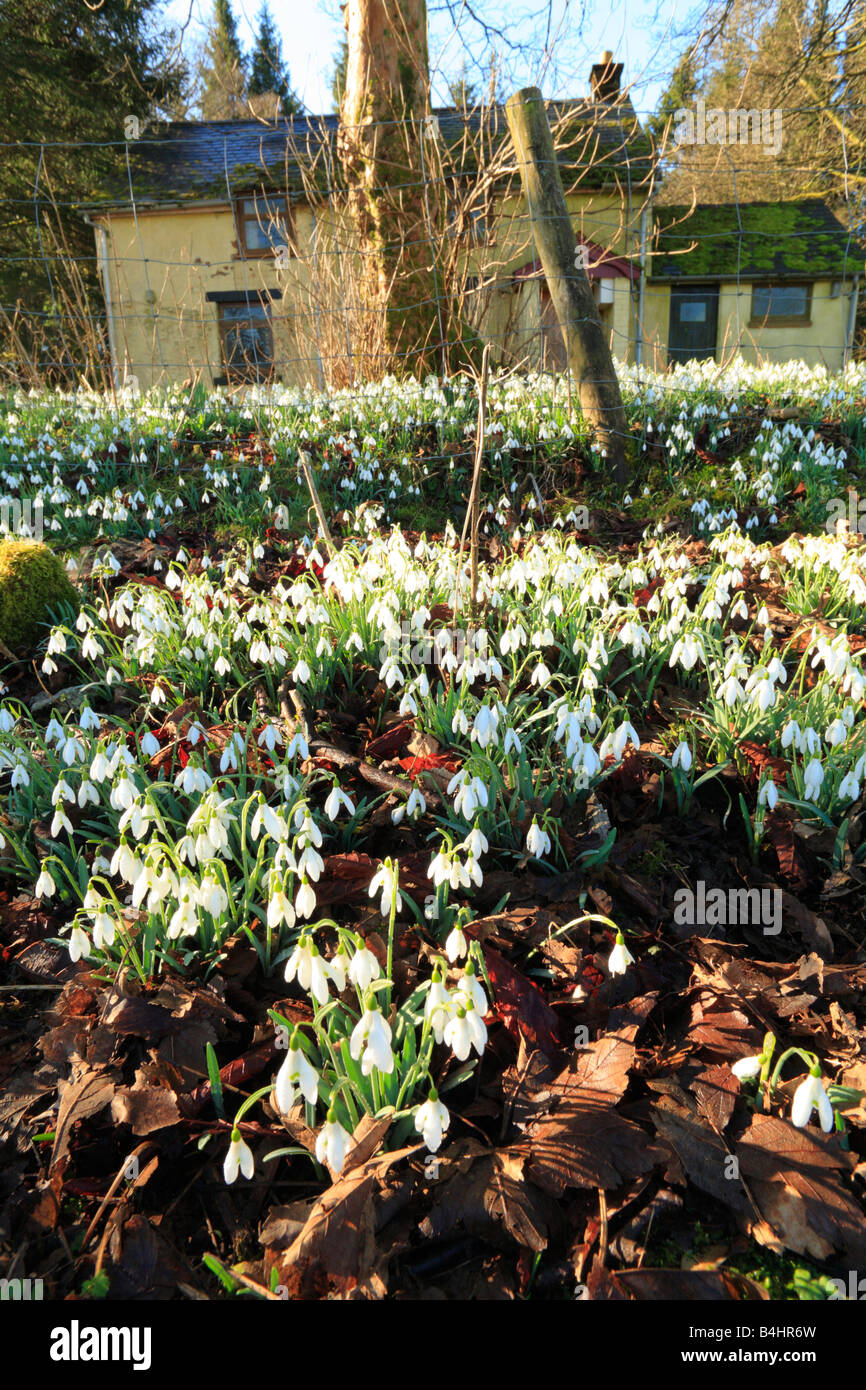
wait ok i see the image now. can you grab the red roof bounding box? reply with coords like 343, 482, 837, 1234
512, 239, 639, 284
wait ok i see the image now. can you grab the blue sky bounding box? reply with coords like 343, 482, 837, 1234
166, 0, 699, 117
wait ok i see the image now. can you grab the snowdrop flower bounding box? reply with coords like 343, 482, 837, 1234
414, 1090, 450, 1153
35, 867, 56, 898
444, 999, 487, 1060
612, 720, 640, 761
287, 730, 309, 760
791, 1065, 834, 1133
295, 878, 317, 920
175, 760, 212, 795
285, 937, 330, 1006
68, 925, 91, 962
456, 958, 487, 1015
139, 730, 160, 758
731, 1055, 763, 1081
325, 784, 355, 820
348, 939, 381, 993
503, 727, 521, 756
369, 858, 402, 918
275, 1038, 320, 1111
267, 885, 296, 931
530, 660, 551, 688
838, 770, 860, 802
326, 945, 350, 993
350, 1002, 394, 1075
803, 760, 824, 802
608, 930, 634, 977
315, 1109, 352, 1175
526, 819, 551, 858
223, 1128, 254, 1184
758, 777, 778, 810
424, 964, 454, 1043
824, 718, 847, 748
671, 741, 692, 772
445, 924, 468, 963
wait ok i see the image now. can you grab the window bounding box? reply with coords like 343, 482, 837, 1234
207, 294, 276, 384
750, 283, 811, 326
236, 194, 292, 258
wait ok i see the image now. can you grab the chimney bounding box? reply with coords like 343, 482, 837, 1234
590, 50, 623, 102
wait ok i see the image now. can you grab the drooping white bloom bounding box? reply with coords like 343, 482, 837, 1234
445, 925, 468, 963
325, 784, 355, 820
424, 966, 454, 1043
731, 1055, 763, 1081
348, 941, 380, 993
791, 1068, 834, 1133
315, 1112, 352, 1175
274, 1043, 320, 1111
671, 741, 692, 772
803, 760, 824, 802
68, 925, 91, 962
414, 1092, 450, 1153
223, 1128, 255, 1184
35, 867, 56, 898
526, 819, 551, 858
608, 931, 634, 977
350, 1005, 394, 1075
368, 858, 402, 919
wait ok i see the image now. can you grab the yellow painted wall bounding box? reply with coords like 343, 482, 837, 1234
635, 278, 853, 371
95, 188, 645, 388
97, 191, 852, 385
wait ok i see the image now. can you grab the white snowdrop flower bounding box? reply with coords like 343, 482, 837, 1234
139, 730, 160, 758
445, 925, 468, 963
758, 777, 778, 810
838, 771, 859, 802
275, 1041, 320, 1111
425, 966, 454, 1043
791, 1067, 834, 1133
348, 941, 380, 993
444, 999, 487, 1060
731, 1055, 763, 1081
267, 886, 296, 931
325, 784, 355, 820
223, 1128, 254, 1184
781, 720, 801, 750
451, 708, 470, 737
456, 959, 487, 1015
530, 660, 551, 688
825, 718, 847, 748
526, 819, 551, 858
671, 741, 692, 772
294, 879, 317, 920
35, 867, 56, 898
315, 1110, 352, 1175
78, 705, 101, 732
68, 925, 91, 962
503, 727, 521, 756
350, 1005, 394, 1075
608, 931, 634, 977
414, 1091, 450, 1153
257, 721, 283, 752
326, 947, 350, 994
287, 730, 309, 760
803, 760, 824, 802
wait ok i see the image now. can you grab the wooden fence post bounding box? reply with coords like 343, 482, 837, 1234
505, 86, 630, 484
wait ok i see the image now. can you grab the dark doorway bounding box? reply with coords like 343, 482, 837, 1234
668, 284, 719, 364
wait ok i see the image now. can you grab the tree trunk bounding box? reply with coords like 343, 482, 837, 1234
505, 86, 630, 483
337, 0, 442, 378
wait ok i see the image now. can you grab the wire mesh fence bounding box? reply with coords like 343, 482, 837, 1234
0, 96, 864, 405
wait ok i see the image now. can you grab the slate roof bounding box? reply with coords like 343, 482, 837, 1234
87, 98, 653, 209
650, 200, 865, 281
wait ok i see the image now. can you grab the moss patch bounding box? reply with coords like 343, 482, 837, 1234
0, 540, 79, 652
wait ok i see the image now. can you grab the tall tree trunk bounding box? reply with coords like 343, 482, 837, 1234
337, 0, 442, 377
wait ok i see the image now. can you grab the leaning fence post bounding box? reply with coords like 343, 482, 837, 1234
505, 86, 630, 484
